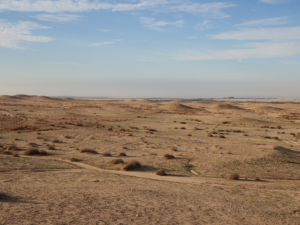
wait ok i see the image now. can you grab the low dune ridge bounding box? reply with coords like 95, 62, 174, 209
210, 103, 246, 111
256, 106, 284, 112
159, 101, 195, 111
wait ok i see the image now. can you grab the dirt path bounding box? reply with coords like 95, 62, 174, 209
19, 155, 300, 195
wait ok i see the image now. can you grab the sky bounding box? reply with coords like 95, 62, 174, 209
0, 0, 300, 98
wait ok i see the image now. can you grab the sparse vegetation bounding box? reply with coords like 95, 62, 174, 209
101, 152, 112, 157
228, 173, 239, 180
110, 159, 124, 165
80, 148, 98, 154
122, 160, 142, 171
163, 154, 175, 159
156, 169, 167, 176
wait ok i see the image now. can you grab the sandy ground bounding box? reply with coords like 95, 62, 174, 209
1, 95, 300, 224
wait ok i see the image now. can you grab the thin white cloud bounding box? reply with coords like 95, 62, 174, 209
176, 42, 300, 60
0, 20, 53, 49
280, 61, 300, 65
140, 17, 184, 31
43, 62, 89, 65
187, 36, 198, 39
90, 42, 115, 46
211, 27, 300, 40
167, 2, 236, 19
194, 20, 214, 31
35, 14, 80, 22
236, 16, 289, 27
261, 0, 292, 4
0, 0, 236, 18
99, 29, 111, 32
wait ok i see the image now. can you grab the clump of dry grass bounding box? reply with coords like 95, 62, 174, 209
52, 139, 61, 143
1, 150, 12, 155
149, 153, 157, 156
122, 160, 142, 171
156, 169, 167, 176
47, 145, 55, 150
228, 173, 239, 180
101, 152, 112, 157
7, 144, 19, 151
80, 148, 98, 154
119, 152, 127, 156
39, 150, 48, 155
24, 147, 47, 156
70, 158, 80, 162
109, 159, 124, 165
163, 154, 175, 159
170, 147, 177, 151
12, 153, 19, 157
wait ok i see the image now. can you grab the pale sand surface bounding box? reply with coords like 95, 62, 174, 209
1, 95, 300, 224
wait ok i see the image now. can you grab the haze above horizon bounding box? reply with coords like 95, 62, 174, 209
1, 0, 299, 98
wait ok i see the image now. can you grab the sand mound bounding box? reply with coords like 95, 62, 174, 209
0, 95, 21, 100
136, 99, 157, 104
30, 96, 57, 101
256, 106, 283, 111
159, 102, 195, 111
210, 103, 246, 111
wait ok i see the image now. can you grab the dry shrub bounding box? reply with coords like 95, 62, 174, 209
110, 159, 124, 165
80, 148, 98, 154
75, 123, 82, 126
187, 134, 192, 136
119, 152, 127, 156
180, 127, 186, 130
254, 177, 261, 181
7, 144, 19, 151
1, 150, 12, 155
228, 173, 239, 180
170, 147, 177, 151
163, 154, 175, 159
122, 160, 141, 171
39, 150, 48, 155
240, 185, 245, 189
149, 153, 157, 156
243, 134, 248, 136
218, 135, 226, 139
207, 133, 213, 137
47, 145, 55, 150
174, 127, 178, 129
25, 147, 40, 156
101, 152, 112, 157
128, 133, 133, 136
52, 139, 61, 143
70, 158, 80, 162
12, 153, 20, 157
122, 146, 128, 149
64, 135, 71, 139
156, 169, 167, 176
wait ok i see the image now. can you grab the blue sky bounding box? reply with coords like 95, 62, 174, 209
0, 0, 300, 98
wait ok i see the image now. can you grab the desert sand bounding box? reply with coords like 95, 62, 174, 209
1, 95, 300, 224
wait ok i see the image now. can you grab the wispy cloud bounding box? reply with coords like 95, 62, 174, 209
194, 20, 214, 31
176, 42, 300, 60
35, 14, 80, 22
90, 42, 115, 46
42, 62, 89, 65
0, 20, 53, 49
211, 27, 300, 40
167, 2, 236, 19
236, 16, 289, 27
261, 0, 292, 4
140, 17, 184, 31
187, 36, 198, 39
99, 29, 111, 32
280, 61, 300, 65
0, 0, 236, 18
